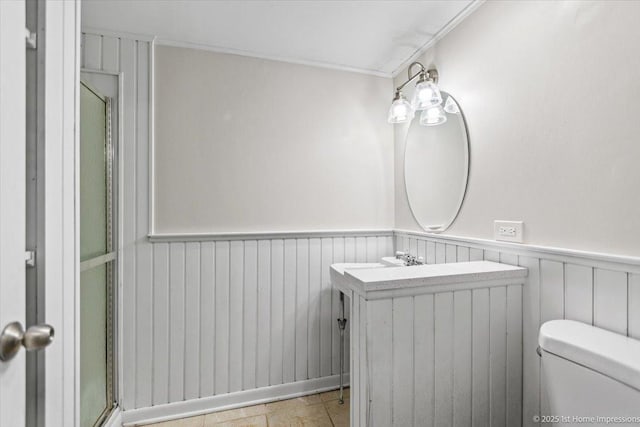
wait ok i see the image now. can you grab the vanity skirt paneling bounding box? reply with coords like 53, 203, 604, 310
347, 278, 522, 427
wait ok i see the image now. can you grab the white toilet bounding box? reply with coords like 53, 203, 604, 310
539, 320, 640, 426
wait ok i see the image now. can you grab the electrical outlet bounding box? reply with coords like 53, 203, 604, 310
494, 220, 523, 243
499, 226, 516, 236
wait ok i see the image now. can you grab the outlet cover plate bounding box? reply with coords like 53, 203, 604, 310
493, 220, 524, 243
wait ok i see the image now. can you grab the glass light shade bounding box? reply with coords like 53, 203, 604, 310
420, 105, 447, 126
443, 96, 460, 114
387, 94, 414, 124
412, 80, 443, 110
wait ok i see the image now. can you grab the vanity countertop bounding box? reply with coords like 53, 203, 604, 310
332, 261, 527, 300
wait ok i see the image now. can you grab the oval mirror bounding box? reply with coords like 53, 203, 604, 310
404, 92, 469, 233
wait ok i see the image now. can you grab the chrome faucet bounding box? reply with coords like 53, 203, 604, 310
395, 250, 424, 266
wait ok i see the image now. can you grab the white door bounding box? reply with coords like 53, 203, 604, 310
0, 0, 27, 425
1, 2, 55, 426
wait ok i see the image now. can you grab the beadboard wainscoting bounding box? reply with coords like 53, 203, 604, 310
121, 232, 393, 424
395, 230, 640, 427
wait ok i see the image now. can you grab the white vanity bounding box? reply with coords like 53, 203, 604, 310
332, 260, 527, 427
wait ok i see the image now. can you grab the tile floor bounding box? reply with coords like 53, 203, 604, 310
140, 388, 350, 427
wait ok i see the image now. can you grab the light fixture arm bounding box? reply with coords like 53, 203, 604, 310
395, 62, 439, 92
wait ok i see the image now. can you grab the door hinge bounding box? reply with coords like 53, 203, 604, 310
25, 28, 36, 50
25, 251, 35, 268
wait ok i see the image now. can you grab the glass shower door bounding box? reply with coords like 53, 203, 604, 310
79, 82, 115, 427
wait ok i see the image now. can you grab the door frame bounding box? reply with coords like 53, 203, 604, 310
41, 1, 81, 426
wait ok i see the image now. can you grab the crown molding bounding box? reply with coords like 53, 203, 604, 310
390, 0, 486, 78
83, 0, 484, 81
82, 25, 394, 78
155, 37, 392, 78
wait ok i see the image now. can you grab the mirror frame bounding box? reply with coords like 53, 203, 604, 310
404, 91, 470, 233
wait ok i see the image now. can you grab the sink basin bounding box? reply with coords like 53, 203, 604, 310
380, 256, 406, 267
331, 257, 415, 295
330, 262, 387, 275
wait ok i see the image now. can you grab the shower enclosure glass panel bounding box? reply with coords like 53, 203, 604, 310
80, 265, 108, 425
80, 82, 115, 427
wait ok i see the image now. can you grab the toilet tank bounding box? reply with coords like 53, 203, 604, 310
539, 320, 640, 426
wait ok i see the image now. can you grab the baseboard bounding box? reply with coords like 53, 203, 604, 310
121, 374, 350, 426
103, 406, 123, 427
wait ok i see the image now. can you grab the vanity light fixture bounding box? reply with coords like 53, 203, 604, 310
443, 96, 460, 114
387, 62, 442, 124
387, 90, 414, 123
420, 104, 447, 126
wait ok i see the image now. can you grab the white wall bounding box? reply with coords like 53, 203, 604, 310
154, 45, 394, 234
395, 0, 640, 257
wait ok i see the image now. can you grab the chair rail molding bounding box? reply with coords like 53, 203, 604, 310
395, 229, 640, 272
148, 229, 395, 242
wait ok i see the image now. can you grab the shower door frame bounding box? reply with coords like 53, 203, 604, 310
79, 80, 115, 426
79, 72, 124, 425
